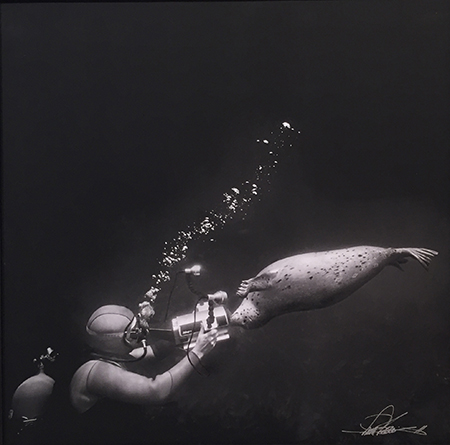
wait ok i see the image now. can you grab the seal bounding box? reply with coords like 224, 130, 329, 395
230, 246, 438, 329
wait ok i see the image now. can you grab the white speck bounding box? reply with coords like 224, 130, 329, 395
263, 140, 269, 144
231, 187, 240, 194
282, 122, 291, 129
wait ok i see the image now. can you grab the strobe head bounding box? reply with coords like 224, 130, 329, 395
207, 290, 228, 305
184, 265, 201, 276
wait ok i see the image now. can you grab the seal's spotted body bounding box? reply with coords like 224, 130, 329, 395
231, 246, 438, 329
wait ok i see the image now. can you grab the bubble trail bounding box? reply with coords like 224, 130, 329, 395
147, 122, 300, 298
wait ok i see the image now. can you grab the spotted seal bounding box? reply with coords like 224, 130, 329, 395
230, 246, 438, 329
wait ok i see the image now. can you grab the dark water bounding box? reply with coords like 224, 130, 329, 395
2, 2, 449, 444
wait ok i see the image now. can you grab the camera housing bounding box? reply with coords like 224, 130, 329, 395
172, 300, 230, 350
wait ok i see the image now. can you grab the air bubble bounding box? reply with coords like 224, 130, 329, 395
147, 121, 301, 298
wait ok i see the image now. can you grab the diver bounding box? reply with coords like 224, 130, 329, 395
70, 304, 219, 413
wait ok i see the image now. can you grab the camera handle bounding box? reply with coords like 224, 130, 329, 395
207, 300, 215, 329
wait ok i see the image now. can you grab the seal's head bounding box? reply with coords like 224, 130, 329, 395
86, 305, 136, 356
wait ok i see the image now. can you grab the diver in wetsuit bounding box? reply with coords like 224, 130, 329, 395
70, 305, 219, 413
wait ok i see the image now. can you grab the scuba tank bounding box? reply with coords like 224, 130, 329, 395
8, 348, 58, 435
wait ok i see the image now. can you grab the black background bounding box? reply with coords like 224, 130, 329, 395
2, 2, 449, 444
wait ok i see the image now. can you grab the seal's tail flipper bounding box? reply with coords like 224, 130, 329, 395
390, 261, 405, 272
400, 248, 439, 270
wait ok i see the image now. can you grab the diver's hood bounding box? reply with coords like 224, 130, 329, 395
86, 305, 135, 356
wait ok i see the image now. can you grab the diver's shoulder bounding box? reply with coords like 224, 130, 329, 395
71, 360, 98, 385
75, 358, 124, 372
70, 360, 103, 413
73, 359, 101, 372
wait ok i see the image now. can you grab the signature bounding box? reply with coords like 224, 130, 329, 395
342, 405, 427, 436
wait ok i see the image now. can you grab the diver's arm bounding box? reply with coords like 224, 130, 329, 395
129, 345, 156, 359
129, 339, 177, 361
87, 328, 218, 405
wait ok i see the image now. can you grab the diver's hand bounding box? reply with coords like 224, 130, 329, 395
192, 326, 218, 360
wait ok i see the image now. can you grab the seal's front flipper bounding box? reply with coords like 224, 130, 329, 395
236, 270, 278, 298
236, 279, 253, 298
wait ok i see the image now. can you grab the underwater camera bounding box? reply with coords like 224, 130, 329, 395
133, 265, 231, 352
172, 292, 230, 350
171, 266, 230, 350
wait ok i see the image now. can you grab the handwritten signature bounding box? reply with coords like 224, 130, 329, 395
342, 405, 427, 436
